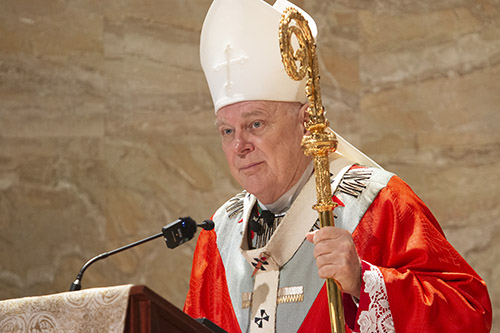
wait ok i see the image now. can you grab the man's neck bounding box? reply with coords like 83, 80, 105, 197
258, 162, 314, 214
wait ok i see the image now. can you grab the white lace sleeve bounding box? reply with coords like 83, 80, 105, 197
357, 262, 395, 333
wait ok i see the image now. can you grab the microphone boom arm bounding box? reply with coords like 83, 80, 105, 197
69, 217, 214, 291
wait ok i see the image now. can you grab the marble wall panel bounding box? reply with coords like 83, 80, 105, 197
0, 0, 499, 330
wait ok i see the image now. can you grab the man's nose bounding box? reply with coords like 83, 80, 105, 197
233, 131, 254, 155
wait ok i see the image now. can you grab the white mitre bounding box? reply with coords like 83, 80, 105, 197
200, 0, 313, 111
200, 0, 381, 169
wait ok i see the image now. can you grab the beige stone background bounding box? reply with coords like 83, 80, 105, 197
0, 0, 499, 330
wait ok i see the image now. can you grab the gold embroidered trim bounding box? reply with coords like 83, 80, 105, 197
337, 168, 372, 198
241, 286, 304, 309
226, 191, 246, 218
277, 286, 304, 304
242, 292, 252, 309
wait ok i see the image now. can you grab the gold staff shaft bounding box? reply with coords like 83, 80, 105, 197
279, 8, 345, 333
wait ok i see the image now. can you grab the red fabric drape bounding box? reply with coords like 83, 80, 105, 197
352, 176, 491, 332
184, 229, 241, 333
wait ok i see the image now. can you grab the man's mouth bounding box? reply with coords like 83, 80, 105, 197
240, 162, 264, 172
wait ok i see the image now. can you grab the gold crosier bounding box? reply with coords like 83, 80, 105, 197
279, 8, 345, 333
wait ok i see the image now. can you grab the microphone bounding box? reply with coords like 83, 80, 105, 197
198, 219, 215, 231
69, 217, 214, 291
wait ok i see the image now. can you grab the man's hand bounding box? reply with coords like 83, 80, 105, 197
306, 227, 362, 298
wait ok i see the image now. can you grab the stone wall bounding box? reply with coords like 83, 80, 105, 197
0, 0, 498, 330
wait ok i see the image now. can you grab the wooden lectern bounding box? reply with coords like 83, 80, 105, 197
126, 285, 217, 333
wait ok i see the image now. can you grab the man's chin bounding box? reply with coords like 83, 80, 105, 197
240, 182, 265, 197
241, 183, 280, 204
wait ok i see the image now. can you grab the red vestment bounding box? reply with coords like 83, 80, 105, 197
184, 174, 492, 332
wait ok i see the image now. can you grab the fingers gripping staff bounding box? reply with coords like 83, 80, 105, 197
279, 7, 345, 333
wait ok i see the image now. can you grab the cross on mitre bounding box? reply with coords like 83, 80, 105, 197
213, 43, 248, 95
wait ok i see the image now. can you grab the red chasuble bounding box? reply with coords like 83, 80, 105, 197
184, 176, 492, 332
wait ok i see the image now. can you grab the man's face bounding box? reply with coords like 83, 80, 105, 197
216, 101, 311, 204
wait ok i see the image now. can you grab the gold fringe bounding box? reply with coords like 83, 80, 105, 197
241, 286, 304, 309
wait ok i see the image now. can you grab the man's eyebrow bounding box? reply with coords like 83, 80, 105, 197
215, 118, 226, 127
240, 109, 269, 118
214, 109, 270, 127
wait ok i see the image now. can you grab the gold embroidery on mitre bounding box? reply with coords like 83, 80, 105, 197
241, 286, 304, 309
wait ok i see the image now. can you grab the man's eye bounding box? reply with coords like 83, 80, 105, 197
221, 128, 233, 136
252, 121, 262, 129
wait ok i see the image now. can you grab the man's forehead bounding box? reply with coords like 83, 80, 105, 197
217, 100, 302, 117
215, 101, 279, 125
